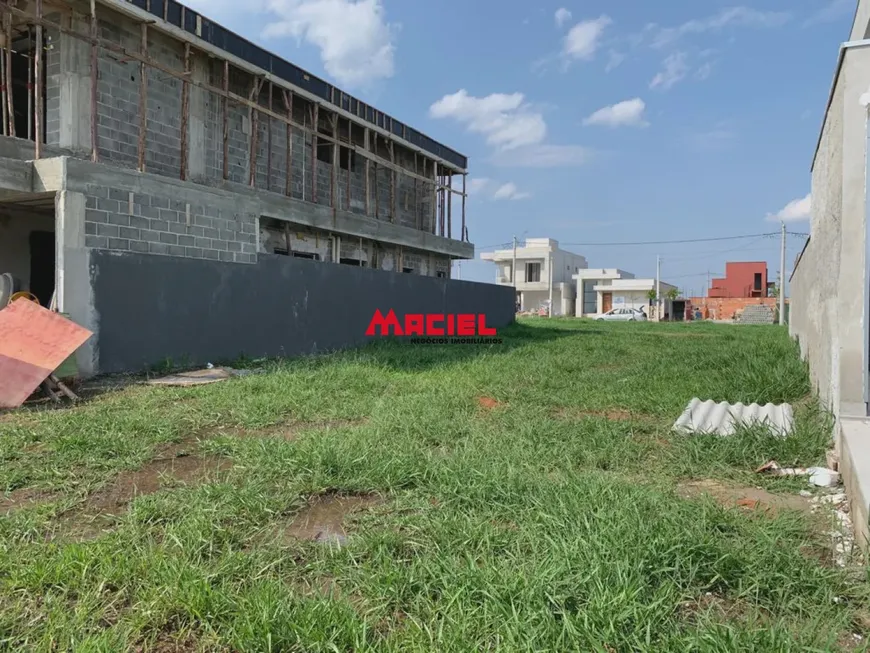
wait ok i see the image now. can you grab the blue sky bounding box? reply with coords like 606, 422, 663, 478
187, 0, 852, 293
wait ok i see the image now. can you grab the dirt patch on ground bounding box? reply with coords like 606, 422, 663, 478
0, 487, 58, 514
56, 439, 232, 539
677, 479, 812, 514
214, 418, 366, 441
477, 397, 504, 411
282, 491, 382, 545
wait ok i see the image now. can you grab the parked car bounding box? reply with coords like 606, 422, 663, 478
596, 307, 647, 322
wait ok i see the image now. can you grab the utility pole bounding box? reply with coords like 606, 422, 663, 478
656, 255, 661, 322
548, 246, 554, 318
512, 235, 518, 287
778, 221, 787, 325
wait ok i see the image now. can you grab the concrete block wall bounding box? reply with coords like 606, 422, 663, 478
58, 7, 443, 236
82, 185, 257, 263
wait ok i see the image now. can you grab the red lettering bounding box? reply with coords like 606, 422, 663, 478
457, 314, 475, 336
425, 314, 444, 336
478, 315, 496, 336
365, 309, 404, 336
405, 314, 424, 336
447, 314, 455, 336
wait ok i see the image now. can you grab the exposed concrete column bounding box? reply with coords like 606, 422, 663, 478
55, 189, 97, 377
837, 49, 870, 415
51, 16, 92, 154
188, 52, 210, 182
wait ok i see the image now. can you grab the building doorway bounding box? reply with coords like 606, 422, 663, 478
602, 292, 612, 313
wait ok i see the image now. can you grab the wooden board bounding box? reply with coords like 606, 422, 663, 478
0, 300, 92, 408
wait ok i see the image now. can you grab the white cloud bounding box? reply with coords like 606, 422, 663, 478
768, 193, 811, 222
467, 178, 491, 194
491, 144, 591, 168
563, 15, 612, 60
431, 90, 590, 168
584, 98, 648, 127
429, 90, 547, 152
492, 183, 532, 201
650, 7, 790, 48
261, 0, 397, 87
650, 52, 689, 90
555, 8, 572, 29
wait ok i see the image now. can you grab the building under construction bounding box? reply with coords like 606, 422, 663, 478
0, 0, 511, 374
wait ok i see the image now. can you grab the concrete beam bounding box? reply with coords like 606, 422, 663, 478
0, 156, 34, 194
187, 50, 209, 183
55, 189, 98, 377
52, 16, 93, 154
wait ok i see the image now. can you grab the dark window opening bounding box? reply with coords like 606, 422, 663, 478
29, 230, 54, 307
436, 271, 446, 278
339, 147, 355, 171
10, 30, 44, 142
277, 249, 320, 260
402, 267, 414, 274
316, 141, 332, 165
526, 262, 541, 283
753, 273, 762, 291
340, 257, 366, 266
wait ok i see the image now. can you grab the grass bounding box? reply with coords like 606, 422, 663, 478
0, 318, 867, 651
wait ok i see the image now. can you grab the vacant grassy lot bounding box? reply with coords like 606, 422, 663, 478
0, 319, 867, 651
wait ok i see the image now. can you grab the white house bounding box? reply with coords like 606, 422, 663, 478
481, 238, 587, 315
573, 268, 677, 319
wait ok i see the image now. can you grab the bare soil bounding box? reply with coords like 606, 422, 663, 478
282, 491, 382, 544
0, 487, 58, 513
477, 396, 504, 411
56, 439, 232, 539
677, 479, 812, 514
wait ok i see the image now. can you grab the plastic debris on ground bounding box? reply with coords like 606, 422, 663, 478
808, 467, 840, 488
673, 398, 794, 436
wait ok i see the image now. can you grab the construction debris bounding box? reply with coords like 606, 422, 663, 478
755, 460, 808, 476
808, 467, 840, 488
146, 367, 251, 387
0, 299, 92, 409
673, 398, 794, 436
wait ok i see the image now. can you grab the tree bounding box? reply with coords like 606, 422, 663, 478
769, 285, 779, 298
647, 289, 657, 303
666, 288, 679, 301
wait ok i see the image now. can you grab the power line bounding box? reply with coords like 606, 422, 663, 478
559, 232, 779, 247
476, 232, 779, 251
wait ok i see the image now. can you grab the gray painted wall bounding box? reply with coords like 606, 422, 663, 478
790, 46, 870, 417
90, 251, 514, 373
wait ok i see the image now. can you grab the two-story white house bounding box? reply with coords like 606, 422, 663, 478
481, 238, 587, 315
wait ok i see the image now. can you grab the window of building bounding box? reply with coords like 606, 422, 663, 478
526, 262, 541, 283
340, 257, 366, 266
753, 273, 762, 291
292, 251, 320, 260
436, 271, 446, 278
403, 267, 415, 274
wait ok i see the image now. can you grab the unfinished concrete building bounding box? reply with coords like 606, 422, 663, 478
0, 0, 513, 374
